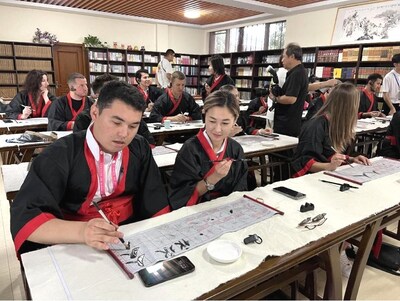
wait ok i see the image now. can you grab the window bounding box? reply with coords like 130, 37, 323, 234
209, 21, 286, 54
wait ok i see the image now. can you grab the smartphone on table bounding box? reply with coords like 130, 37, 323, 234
273, 186, 306, 200
138, 256, 195, 287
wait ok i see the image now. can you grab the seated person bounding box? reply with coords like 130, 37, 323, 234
11, 81, 170, 255
378, 111, 400, 159
47, 72, 92, 131
168, 90, 248, 210
305, 88, 330, 120
73, 74, 155, 147
291, 83, 370, 177
220, 84, 272, 136
135, 69, 163, 112
6, 69, 56, 119
149, 71, 201, 123
358, 73, 385, 119
247, 87, 272, 130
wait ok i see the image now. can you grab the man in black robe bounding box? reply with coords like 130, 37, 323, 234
358, 73, 385, 118
11, 81, 170, 255
149, 71, 201, 123
73, 74, 155, 146
47, 72, 93, 131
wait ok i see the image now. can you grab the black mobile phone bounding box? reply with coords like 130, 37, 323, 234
3, 119, 13, 123
138, 256, 195, 287
273, 186, 306, 200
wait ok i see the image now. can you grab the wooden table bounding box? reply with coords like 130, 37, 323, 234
0, 117, 48, 134
19, 160, 400, 300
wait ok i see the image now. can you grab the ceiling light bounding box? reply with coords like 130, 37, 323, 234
184, 10, 200, 19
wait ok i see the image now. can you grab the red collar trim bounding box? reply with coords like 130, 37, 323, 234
67, 92, 86, 120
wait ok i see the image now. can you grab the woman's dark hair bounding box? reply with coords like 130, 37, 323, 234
210, 55, 226, 75
23, 69, 47, 103
203, 90, 239, 120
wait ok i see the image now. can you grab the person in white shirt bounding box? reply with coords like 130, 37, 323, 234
381, 53, 400, 115
156, 49, 175, 88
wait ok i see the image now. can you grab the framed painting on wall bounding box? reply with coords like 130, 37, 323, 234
331, 0, 400, 45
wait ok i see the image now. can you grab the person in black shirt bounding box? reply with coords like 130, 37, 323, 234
270, 43, 308, 137
358, 73, 385, 119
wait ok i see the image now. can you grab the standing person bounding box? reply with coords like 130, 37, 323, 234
358, 73, 385, 118
47, 72, 92, 131
270, 43, 308, 137
135, 69, 163, 112
156, 49, 175, 89
201, 54, 234, 100
6, 69, 56, 119
291, 83, 370, 177
381, 53, 400, 115
11, 81, 170, 255
149, 71, 201, 123
168, 90, 248, 210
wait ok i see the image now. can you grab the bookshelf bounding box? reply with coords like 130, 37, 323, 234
0, 41, 55, 99
87, 48, 202, 95
173, 53, 199, 96
86, 42, 400, 100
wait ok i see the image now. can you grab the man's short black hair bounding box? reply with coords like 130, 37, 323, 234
92, 73, 119, 94
165, 49, 175, 56
135, 69, 149, 82
367, 73, 383, 83
392, 53, 400, 64
97, 81, 145, 113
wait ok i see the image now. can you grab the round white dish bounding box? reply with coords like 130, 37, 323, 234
207, 240, 242, 263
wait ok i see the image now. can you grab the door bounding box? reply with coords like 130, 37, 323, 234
53, 43, 88, 96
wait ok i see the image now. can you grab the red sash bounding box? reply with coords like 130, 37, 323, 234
167, 88, 183, 116
69, 141, 132, 225
362, 88, 375, 112
137, 86, 149, 103
28, 93, 44, 118
67, 92, 86, 121
209, 74, 225, 92
186, 129, 228, 206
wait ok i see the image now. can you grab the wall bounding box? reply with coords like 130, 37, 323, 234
0, 4, 207, 54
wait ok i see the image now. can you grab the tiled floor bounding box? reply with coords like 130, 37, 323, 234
0, 167, 399, 300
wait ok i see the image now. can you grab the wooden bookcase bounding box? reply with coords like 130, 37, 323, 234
86, 47, 201, 96
0, 41, 55, 99
86, 42, 400, 100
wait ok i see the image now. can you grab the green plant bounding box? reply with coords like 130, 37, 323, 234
83, 35, 105, 48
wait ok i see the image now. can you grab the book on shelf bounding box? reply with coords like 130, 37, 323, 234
236, 67, 252, 76
144, 54, 159, 63
14, 45, 52, 58
0, 43, 13, 56
333, 68, 342, 79
260, 55, 280, 64
88, 51, 107, 60
15, 59, 52, 71
126, 53, 141, 62
108, 52, 125, 61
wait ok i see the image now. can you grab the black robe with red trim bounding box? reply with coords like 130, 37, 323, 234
201, 74, 234, 100
168, 132, 248, 210
149, 91, 202, 123
47, 94, 93, 131
10, 131, 169, 254
378, 111, 400, 159
305, 94, 326, 121
291, 115, 335, 177
5, 91, 57, 119
358, 90, 379, 118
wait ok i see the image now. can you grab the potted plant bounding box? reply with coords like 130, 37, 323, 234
83, 35, 106, 48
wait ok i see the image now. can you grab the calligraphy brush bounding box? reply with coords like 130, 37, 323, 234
331, 146, 354, 168
92, 201, 130, 250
